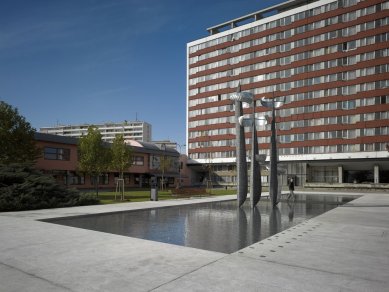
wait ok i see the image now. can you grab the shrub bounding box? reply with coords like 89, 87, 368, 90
0, 163, 98, 211
78, 192, 100, 206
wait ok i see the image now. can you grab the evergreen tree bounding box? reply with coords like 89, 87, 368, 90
0, 163, 98, 211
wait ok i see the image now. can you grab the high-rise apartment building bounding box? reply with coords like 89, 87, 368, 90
187, 0, 389, 186
40, 121, 152, 143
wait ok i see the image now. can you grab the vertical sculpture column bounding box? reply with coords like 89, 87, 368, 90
250, 122, 261, 208
230, 86, 264, 208
269, 105, 278, 207
238, 111, 263, 208
260, 96, 285, 207
235, 99, 248, 207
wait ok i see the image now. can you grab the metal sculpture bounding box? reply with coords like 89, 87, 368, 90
260, 96, 285, 207
250, 121, 261, 208
238, 115, 262, 208
230, 86, 263, 208
230, 86, 248, 207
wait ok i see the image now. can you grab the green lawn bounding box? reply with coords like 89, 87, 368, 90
88, 188, 236, 204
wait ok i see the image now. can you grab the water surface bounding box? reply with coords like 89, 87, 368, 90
45, 194, 355, 253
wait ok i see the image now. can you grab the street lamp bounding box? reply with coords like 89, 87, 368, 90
161, 143, 166, 191
176, 143, 186, 188
260, 95, 285, 207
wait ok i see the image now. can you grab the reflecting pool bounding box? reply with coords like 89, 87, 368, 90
45, 194, 356, 253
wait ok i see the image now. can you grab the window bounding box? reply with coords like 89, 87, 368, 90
280, 16, 292, 26
133, 156, 144, 166
99, 173, 109, 185
343, 0, 359, 7
342, 100, 356, 110
364, 144, 374, 151
44, 147, 70, 161
379, 80, 389, 89
65, 172, 85, 185
364, 113, 375, 121
343, 129, 358, 139
342, 85, 357, 95
361, 82, 375, 91
364, 128, 375, 136
342, 11, 358, 22
327, 117, 337, 124
380, 127, 389, 135
380, 111, 389, 119
381, 96, 389, 104
343, 40, 357, 51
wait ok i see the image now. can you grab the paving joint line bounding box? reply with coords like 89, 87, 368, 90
148, 254, 229, 291
0, 261, 75, 292
236, 252, 386, 284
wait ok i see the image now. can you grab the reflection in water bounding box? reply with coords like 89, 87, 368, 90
269, 206, 281, 235
237, 208, 248, 250
287, 199, 295, 222
185, 203, 240, 253
46, 194, 356, 254
249, 207, 261, 244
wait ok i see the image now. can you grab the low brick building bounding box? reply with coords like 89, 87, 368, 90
34, 133, 181, 189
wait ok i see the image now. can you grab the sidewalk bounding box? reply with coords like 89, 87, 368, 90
0, 191, 388, 291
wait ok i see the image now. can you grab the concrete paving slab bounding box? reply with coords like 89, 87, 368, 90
0, 214, 225, 291
0, 263, 71, 292
153, 252, 388, 292
1, 192, 388, 291
153, 193, 389, 291
235, 226, 389, 283
317, 207, 389, 228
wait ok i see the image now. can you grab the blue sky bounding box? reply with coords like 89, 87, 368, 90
0, 0, 283, 146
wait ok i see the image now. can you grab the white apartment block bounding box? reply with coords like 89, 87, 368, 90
40, 121, 152, 143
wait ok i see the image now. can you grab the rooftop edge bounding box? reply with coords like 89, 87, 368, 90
206, 0, 318, 35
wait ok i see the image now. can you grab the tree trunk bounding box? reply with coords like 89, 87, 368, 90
120, 172, 124, 201
95, 174, 99, 198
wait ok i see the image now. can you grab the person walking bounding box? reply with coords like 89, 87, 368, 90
287, 178, 295, 200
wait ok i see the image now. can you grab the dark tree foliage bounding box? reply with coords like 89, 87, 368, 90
0, 163, 98, 212
0, 101, 41, 164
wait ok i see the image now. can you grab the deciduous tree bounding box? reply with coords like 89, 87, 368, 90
0, 101, 40, 164
160, 155, 172, 191
111, 134, 132, 200
78, 126, 111, 197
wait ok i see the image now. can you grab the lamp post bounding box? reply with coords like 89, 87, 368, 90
260, 95, 285, 207
177, 143, 186, 188
206, 138, 213, 189
161, 143, 166, 191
